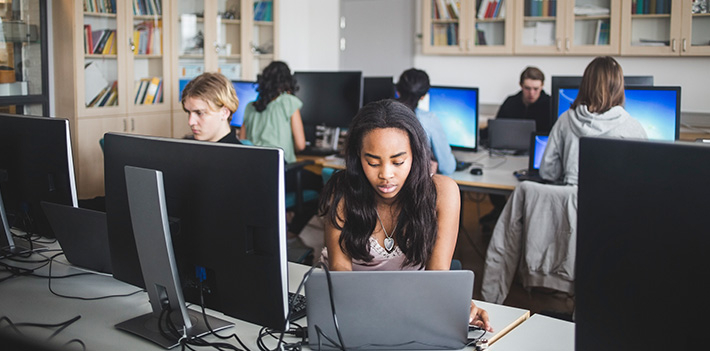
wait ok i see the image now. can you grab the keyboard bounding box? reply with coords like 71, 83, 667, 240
288, 292, 307, 321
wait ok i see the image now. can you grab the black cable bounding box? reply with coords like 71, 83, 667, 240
197, 280, 251, 351
0, 315, 85, 347
44, 252, 144, 300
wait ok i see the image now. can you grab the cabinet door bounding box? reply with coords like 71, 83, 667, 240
620, 0, 682, 56
514, 0, 566, 54
130, 113, 172, 137
470, 0, 514, 54
127, 0, 172, 113
243, 0, 278, 79
80, 1, 127, 117
215, 0, 246, 79
564, 0, 620, 55
680, 0, 710, 56
172, 0, 209, 111
76, 117, 125, 199
422, 0, 467, 54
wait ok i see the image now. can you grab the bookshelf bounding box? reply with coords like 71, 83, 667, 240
621, 0, 710, 56
422, 0, 514, 55
170, 0, 279, 138
513, 0, 620, 55
53, 0, 173, 199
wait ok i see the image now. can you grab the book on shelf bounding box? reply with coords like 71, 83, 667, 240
254, 1, 273, 22
101, 31, 116, 55
134, 78, 150, 104
447, 0, 461, 19
84, 61, 109, 106
143, 77, 162, 104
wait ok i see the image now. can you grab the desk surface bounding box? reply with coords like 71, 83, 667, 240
490, 314, 575, 351
1, 248, 533, 351
302, 150, 527, 196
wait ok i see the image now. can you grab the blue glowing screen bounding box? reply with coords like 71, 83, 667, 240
427, 86, 479, 150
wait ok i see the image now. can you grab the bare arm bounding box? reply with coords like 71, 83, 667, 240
324, 199, 353, 271
290, 109, 306, 152
426, 174, 460, 270
238, 124, 247, 140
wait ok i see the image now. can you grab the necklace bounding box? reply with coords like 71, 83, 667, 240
375, 209, 397, 253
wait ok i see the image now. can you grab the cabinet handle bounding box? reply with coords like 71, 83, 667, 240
556, 39, 561, 51
683, 38, 687, 52
565, 38, 570, 51
214, 42, 220, 53
129, 39, 135, 53
671, 39, 676, 52
131, 118, 135, 132
123, 119, 127, 132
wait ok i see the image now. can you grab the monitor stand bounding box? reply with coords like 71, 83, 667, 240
119, 166, 232, 349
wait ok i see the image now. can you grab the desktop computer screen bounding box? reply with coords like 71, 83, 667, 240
104, 133, 289, 330
230, 80, 259, 128
530, 134, 549, 170
0, 114, 78, 238
363, 76, 395, 105
423, 86, 479, 151
555, 86, 680, 141
550, 75, 654, 128
577, 137, 708, 351
293, 71, 362, 145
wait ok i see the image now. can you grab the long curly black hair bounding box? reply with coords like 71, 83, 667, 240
318, 99, 438, 268
253, 61, 298, 112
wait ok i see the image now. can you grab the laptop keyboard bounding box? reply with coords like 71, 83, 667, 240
288, 292, 307, 321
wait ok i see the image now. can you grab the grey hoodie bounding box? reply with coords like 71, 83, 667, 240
540, 105, 647, 185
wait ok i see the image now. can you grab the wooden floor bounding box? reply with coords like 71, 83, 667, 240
453, 192, 575, 321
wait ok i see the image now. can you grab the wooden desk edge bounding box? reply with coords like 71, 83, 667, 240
488, 310, 531, 345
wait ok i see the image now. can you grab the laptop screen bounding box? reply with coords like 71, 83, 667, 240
530, 134, 549, 171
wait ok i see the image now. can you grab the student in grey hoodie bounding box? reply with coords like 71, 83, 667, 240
541, 56, 647, 185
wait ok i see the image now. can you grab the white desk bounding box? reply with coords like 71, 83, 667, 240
490, 314, 575, 351
0, 251, 530, 350
449, 150, 528, 196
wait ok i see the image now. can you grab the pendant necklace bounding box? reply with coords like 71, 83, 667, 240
375, 209, 397, 253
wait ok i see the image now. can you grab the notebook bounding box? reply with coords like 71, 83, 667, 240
514, 132, 549, 182
40, 201, 112, 274
305, 270, 473, 350
487, 119, 537, 155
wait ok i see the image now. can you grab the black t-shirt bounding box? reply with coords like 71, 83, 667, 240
184, 127, 242, 145
495, 90, 552, 132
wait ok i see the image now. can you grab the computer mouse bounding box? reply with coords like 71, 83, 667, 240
469, 167, 483, 175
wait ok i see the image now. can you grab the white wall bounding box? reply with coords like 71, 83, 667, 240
281, 1, 710, 123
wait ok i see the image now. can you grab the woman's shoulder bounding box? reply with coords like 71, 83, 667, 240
432, 174, 458, 197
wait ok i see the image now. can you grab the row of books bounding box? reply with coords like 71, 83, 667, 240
84, 0, 116, 14
525, 0, 557, 17
432, 23, 459, 46
477, 0, 506, 19
84, 26, 117, 55
254, 1, 273, 22
134, 77, 163, 105
133, 20, 163, 55
88, 81, 118, 108
631, 0, 671, 15
133, 0, 162, 16
594, 20, 610, 46
433, 0, 460, 20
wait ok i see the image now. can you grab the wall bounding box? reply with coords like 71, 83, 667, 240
279, 0, 710, 127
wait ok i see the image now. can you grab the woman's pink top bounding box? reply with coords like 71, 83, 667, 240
320, 236, 421, 271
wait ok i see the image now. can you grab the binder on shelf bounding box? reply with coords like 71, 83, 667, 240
135, 78, 150, 104
85, 61, 109, 106
143, 77, 161, 104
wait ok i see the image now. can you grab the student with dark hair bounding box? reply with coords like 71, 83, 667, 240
318, 99, 492, 331
541, 56, 647, 184
239, 61, 305, 163
182, 72, 241, 144
396, 68, 456, 175
240, 61, 320, 240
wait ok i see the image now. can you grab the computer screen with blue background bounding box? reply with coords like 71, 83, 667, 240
425, 86, 479, 151
531, 134, 549, 170
556, 86, 680, 141
178, 79, 258, 128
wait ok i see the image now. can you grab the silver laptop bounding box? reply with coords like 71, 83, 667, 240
305, 270, 473, 350
40, 201, 112, 274
488, 119, 537, 155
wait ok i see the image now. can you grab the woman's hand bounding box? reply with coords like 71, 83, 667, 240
470, 300, 493, 332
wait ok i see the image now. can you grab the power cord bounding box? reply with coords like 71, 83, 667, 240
0, 315, 86, 350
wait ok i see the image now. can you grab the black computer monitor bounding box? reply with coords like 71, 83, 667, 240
0, 114, 78, 238
292, 71, 363, 144
577, 137, 708, 351
555, 85, 680, 141
363, 76, 395, 105
426, 85, 479, 151
550, 75, 654, 124
104, 133, 289, 330
230, 80, 259, 128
